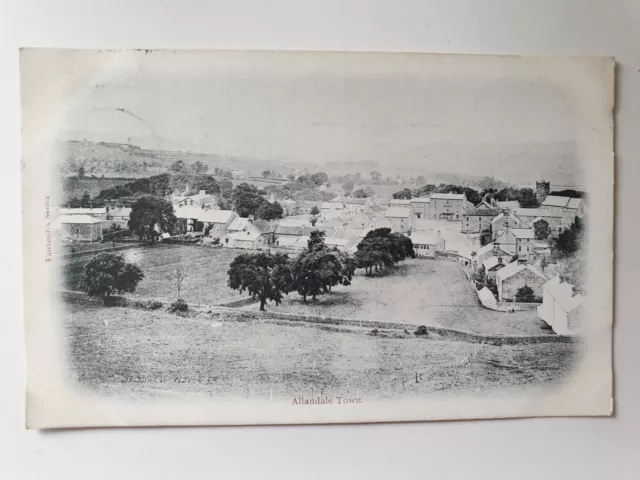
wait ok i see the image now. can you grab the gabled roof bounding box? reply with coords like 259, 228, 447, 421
497, 263, 546, 282
389, 199, 411, 205
544, 276, 585, 312
175, 206, 204, 219
430, 193, 466, 200
197, 209, 235, 224
332, 196, 367, 205
464, 208, 502, 217
384, 207, 411, 218
475, 200, 493, 209
567, 198, 583, 209
541, 196, 579, 208
482, 256, 511, 271
59, 207, 107, 215
252, 219, 275, 234
514, 208, 564, 218
409, 197, 431, 203
410, 233, 441, 246
511, 228, 535, 239
227, 230, 260, 242
59, 214, 102, 224
274, 225, 316, 236
495, 200, 520, 209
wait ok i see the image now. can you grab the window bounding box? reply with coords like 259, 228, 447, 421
75, 228, 80, 236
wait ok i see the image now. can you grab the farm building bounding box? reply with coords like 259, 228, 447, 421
198, 209, 236, 239
410, 232, 445, 258
537, 276, 585, 335
496, 263, 546, 302
58, 214, 103, 242
495, 228, 535, 256
513, 208, 569, 236
223, 217, 275, 249
540, 196, 586, 218
384, 207, 411, 233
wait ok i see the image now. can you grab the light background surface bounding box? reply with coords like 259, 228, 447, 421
0, 1, 638, 478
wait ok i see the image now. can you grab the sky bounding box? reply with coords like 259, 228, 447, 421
59, 51, 589, 184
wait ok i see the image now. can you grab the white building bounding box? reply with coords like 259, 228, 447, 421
384, 207, 411, 233
410, 232, 445, 258
537, 276, 585, 335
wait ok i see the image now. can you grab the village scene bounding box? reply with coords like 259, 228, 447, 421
55, 139, 586, 400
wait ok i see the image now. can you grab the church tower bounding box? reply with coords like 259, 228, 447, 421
536, 181, 550, 205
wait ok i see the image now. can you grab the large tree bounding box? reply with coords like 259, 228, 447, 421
128, 195, 177, 242
227, 252, 292, 311
392, 188, 412, 200
355, 228, 415, 275
256, 201, 284, 221
191, 161, 208, 174
78, 253, 144, 305
291, 231, 356, 301
310, 172, 329, 186
232, 183, 267, 217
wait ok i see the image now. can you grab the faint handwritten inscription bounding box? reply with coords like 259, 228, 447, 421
291, 396, 363, 406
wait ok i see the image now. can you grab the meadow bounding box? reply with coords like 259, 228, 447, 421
64, 298, 576, 400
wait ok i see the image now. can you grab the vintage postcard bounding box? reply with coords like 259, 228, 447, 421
21, 49, 614, 428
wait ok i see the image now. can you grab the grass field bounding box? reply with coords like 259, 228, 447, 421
64, 299, 576, 400
62, 245, 242, 305
248, 258, 549, 336
63, 247, 548, 334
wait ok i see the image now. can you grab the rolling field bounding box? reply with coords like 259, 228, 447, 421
247, 258, 549, 336
64, 300, 576, 399
63, 247, 548, 334
62, 245, 243, 305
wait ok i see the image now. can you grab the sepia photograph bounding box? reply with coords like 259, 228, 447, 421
20, 49, 614, 428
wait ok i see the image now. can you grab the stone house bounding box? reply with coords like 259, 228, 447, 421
197, 209, 236, 239
473, 243, 513, 270
462, 208, 502, 234
410, 232, 445, 258
490, 212, 527, 240
496, 263, 546, 302
384, 207, 411, 233
482, 256, 512, 281
428, 193, 472, 221
223, 217, 275, 249
58, 214, 103, 242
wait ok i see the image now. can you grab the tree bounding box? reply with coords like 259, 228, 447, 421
168, 264, 187, 300
261, 169, 272, 179
480, 228, 492, 246
192, 161, 208, 174
310, 172, 329, 186
310, 205, 320, 216
553, 217, 583, 258
128, 195, 177, 242
169, 160, 187, 174
517, 188, 539, 208
291, 231, 356, 301
370, 171, 382, 181
534, 220, 551, 240
80, 190, 91, 207
355, 228, 414, 275
392, 188, 412, 200
193, 174, 220, 195
78, 253, 144, 305
352, 189, 368, 198
287, 173, 296, 181
515, 285, 536, 303
342, 180, 354, 196
256, 201, 283, 221
227, 252, 292, 311
233, 184, 267, 218
78, 166, 86, 178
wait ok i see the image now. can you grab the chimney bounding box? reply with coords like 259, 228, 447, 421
497, 256, 503, 265
248, 214, 254, 224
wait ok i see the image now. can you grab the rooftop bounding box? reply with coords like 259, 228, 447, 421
197, 209, 235, 224
496, 263, 546, 281
514, 208, 564, 218
384, 207, 411, 218
430, 193, 466, 200
511, 228, 535, 239
482, 256, 511, 270
464, 208, 502, 217
542, 196, 583, 208
410, 233, 441, 245
59, 214, 102, 224
59, 207, 107, 215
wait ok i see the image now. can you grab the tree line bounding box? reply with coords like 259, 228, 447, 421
228, 228, 415, 311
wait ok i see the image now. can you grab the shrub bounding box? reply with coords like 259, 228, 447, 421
515, 285, 536, 303
132, 300, 163, 311
371, 328, 379, 336
414, 325, 429, 336
168, 298, 189, 313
